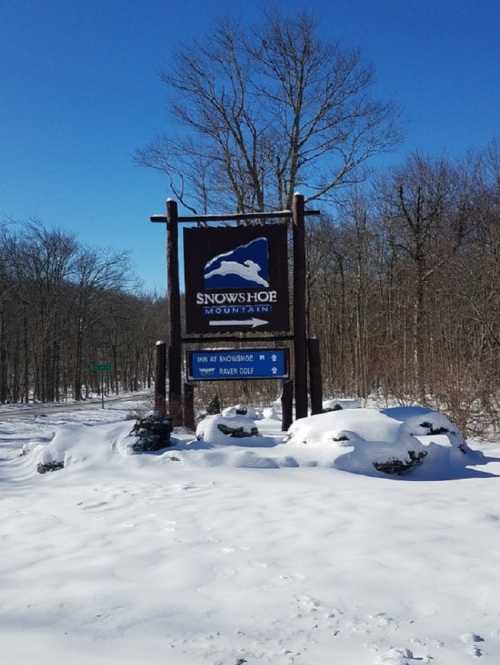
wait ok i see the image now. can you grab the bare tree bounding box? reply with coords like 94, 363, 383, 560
0, 220, 159, 404
135, 10, 400, 212
69, 246, 131, 400
376, 155, 461, 402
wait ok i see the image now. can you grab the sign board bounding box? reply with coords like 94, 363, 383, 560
183, 224, 289, 334
187, 348, 289, 381
90, 363, 112, 373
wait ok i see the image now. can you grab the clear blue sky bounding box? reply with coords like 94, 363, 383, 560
1, 0, 499, 293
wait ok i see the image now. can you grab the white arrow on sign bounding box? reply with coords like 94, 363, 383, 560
209, 318, 268, 328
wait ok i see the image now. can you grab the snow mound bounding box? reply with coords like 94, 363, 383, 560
196, 414, 261, 445
375, 647, 424, 665
383, 405, 466, 445
233, 451, 279, 468
221, 404, 262, 419
30, 422, 129, 473
323, 397, 362, 411
184, 448, 299, 469
289, 408, 405, 446
287, 407, 480, 478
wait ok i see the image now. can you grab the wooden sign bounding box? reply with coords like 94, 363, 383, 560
183, 224, 289, 334
90, 362, 112, 373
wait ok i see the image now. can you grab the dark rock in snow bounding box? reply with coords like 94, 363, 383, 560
419, 421, 450, 435
373, 450, 428, 475
217, 423, 259, 438
235, 406, 248, 415
37, 461, 64, 474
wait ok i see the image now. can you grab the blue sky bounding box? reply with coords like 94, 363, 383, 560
1, 0, 499, 293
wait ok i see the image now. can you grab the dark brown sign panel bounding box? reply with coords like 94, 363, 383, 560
184, 224, 289, 334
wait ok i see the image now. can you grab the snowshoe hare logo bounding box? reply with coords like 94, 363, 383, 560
204, 237, 270, 289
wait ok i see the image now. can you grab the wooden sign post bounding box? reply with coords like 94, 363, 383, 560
292, 193, 308, 419
154, 340, 166, 417
166, 200, 183, 425
150, 193, 320, 427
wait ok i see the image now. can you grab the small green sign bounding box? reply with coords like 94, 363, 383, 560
91, 362, 112, 373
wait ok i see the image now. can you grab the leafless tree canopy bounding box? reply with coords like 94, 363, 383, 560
305, 143, 500, 434
0, 222, 166, 402
135, 11, 400, 213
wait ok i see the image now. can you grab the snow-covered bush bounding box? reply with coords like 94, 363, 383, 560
37, 460, 64, 474
206, 394, 222, 415
127, 414, 173, 452
196, 414, 260, 445
287, 406, 471, 477
382, 405, 467, 449
32, 422, 112, 473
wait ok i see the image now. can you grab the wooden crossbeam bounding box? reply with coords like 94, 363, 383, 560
150, 209, 320, 224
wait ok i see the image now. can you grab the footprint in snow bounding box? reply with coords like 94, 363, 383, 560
460, 633, 484, 657
374, 647, 431, 664
81, 501, 109, 510
295, 595, 321, 612
369, 612, 397, 628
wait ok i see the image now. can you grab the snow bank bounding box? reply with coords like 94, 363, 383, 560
383, 405, 466, 446
28, 422, 131, 474
288, 408, 404, 446
5, 402, 486, 483
2, 409, 499, 665
196, 414, 261, 445
287, 406, 480, 478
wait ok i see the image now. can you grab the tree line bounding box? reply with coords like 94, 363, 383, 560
306, 146, 499, 433
0, 222, 166, 403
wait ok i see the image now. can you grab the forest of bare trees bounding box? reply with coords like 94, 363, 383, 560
1, 11, 498, 438
306, 145, 500, 433
4, 142, 496, 437
0, 222, 166, 403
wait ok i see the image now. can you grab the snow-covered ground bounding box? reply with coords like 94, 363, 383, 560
0, 391, 150, 420
2, 403, 500, 664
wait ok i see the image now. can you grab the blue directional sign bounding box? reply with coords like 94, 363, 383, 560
188, 348, 289, 381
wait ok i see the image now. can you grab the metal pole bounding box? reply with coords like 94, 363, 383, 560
292, 192, 308, 419
166, 199, 183, 425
